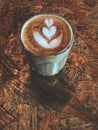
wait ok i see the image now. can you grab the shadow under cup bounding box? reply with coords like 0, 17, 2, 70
20, 14, 74, 76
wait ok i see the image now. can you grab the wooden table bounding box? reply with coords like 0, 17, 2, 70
0, 0, 98, 130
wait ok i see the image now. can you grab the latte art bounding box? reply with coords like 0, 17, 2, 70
33, 18, 63, 48
45, 18, 54, 27
34, 31, 63, 48
21, 14, 72, 56
43, 19, 57, 40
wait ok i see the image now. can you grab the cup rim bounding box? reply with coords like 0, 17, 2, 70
20, 13, 74, 57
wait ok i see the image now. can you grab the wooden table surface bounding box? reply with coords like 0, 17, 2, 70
0, 0, 98, 130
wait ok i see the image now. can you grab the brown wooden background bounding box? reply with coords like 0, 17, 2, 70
0, 0, 98, 130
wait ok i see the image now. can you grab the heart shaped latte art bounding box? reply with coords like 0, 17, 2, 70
42, 26, 56, 39
33, 31, 63, 48
45, 18, 53, 27
33, 18, 63, 49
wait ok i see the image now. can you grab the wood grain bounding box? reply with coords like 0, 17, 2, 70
0, 0, 98, 130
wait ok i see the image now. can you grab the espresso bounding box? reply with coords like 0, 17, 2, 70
21, 14, 72, 56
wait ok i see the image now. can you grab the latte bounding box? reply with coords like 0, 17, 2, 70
21, 14, 72, 56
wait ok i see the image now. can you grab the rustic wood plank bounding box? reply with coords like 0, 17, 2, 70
37, 105, 59, 130
0, 0, 98, 130
30, 106, 38, 130
17, 104, 31, 130
3, 121, 18, 130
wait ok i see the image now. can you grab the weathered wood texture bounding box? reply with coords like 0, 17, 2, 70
0, 0, 98, 130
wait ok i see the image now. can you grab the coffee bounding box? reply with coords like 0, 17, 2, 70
21, 14, 72, 56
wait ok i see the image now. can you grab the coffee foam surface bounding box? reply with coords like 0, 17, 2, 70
21, 14, 72, 56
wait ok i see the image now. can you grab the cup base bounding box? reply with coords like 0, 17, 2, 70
31, 67, 61, 77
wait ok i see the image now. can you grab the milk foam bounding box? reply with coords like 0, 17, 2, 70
45, 18, 53, 27
21, 14, 72, 56
33, 18, 63, 48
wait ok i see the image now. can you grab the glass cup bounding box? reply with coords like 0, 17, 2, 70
20, 14, 74, 76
